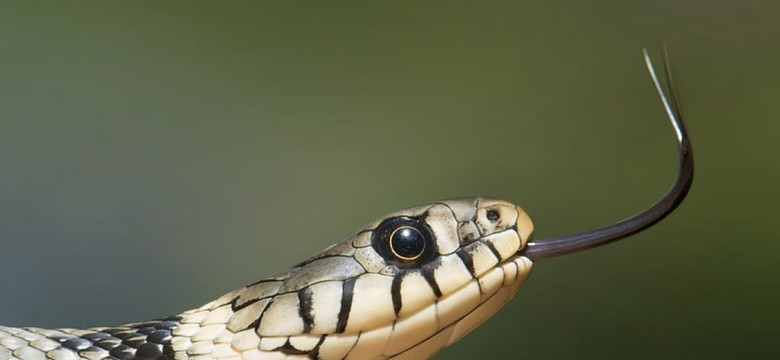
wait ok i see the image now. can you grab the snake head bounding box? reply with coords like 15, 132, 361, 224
186, 197, 534, 360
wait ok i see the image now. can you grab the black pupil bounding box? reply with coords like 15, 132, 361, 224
391, 226, 425, 259
487, 210, 500, 221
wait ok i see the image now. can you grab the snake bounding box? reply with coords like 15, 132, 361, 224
0, 50, 693, 360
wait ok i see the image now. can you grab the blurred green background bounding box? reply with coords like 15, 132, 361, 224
1, 1, 777, 359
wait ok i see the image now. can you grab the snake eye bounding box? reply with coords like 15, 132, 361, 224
372, 216, 436, 267
389, 226, 425, 260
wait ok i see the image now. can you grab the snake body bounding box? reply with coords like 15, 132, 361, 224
1, 198, 534, 360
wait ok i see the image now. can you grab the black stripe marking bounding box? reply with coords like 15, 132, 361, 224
456, 248, 476, 277
295, 254, 355, 268
162, 340, 177, 360
231, 297, 259, 312
483, 240, 504, 261
336, 277, 357, 333
250, 298, 272, 332
135, 343, 163, 359
421, 267, 442, 298
307, 336, 326, 360
417, 209, 431, 221
279, 339, 309, 355
246, 278, 282, 288
298, 287, 316, 333
109, 345, 135, 360
391, 272, 406, 316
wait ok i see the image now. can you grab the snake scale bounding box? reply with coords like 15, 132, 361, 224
0, 50, 693, 360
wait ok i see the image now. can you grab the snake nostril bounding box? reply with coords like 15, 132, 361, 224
487, 210, 500, 221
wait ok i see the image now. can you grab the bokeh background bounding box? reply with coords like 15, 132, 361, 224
1, 1, 777, 359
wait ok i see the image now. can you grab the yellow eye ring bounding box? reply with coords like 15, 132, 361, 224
389, 226, 426, 261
